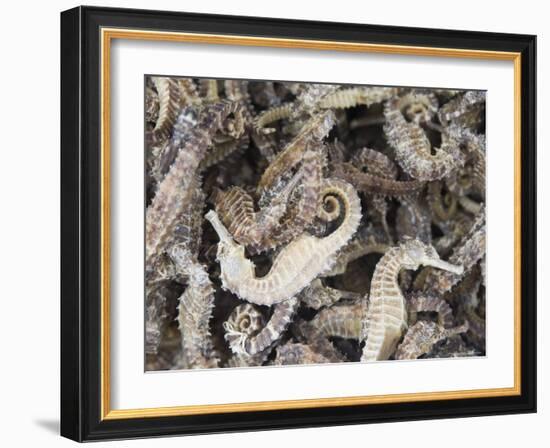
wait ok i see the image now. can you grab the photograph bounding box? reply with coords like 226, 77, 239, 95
144, 77, 486, 371
57, 4, 537, 441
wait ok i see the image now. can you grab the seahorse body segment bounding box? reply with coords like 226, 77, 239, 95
384, 99, 464, 181
258, 111, 335, 192
215, 148, 325, 253
171, 247, 219, 369
224, 297, 299, 356
361, 239, 463, 362
407, 292, 454, 328
351, 147, 399, 180
424, 209, 485, 295
274, 342, 332, 365
145, 101, 244, 274
395, 320, 468, 360
150, 77, 182, 144
145, 86, 159, 124
438, 90, 485, 127
299, 278, 361, 310
206, 178, 361, 306
319, 87, 397, 110
310, 302, 366, 340
396, 91, 439, 124
333, 162, 425, 197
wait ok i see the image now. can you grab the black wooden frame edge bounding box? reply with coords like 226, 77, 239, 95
60, 5, 537, 442
61, 7, 83, 442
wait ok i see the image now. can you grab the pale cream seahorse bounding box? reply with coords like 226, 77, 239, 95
361, 239, 463, 362
205, 178, 362, 306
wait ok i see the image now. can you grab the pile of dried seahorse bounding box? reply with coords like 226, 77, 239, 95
144, 77, 486, 370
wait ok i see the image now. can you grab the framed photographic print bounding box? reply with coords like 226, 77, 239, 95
60, 6, 536, 442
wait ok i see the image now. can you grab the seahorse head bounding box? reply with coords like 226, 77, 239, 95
399, 238, 464, 275
205, 210, 255, 282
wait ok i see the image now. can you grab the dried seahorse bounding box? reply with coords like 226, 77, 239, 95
254, 103, 295, 134
214, 149, 322, 253
273, 342, 332, 365
225, 304, 265, 340
428, 181, 458, 223
199, 134, 250, 170
299, 278, 361, 310
153, 106, 201, 182
438, 90, 485, 127
349, 114, 386, 130
149, 77, 182, 144
449, 271, 485, 350
296, 83, 340, 111
463, 306, 485, 350
346, 147, 400, 240
395, 90, 439, 124
429, 335, 479, 358
361, 239, 463, 362
258, 111, 336, 193
222, 79, 279, 167
254, 83, 338, 134
424, 209, 485, 295
318, 86, 397, 109
264, 146, 326, 250
177, 78, 202, 106
332, 162, 425, 197
144, 175, 206, 355
223, 79, 256, 131
325, 226, 389, 276
445, 126, 486, 198
395, 197, 432, 244
171, 174, 205, 256
351, 147, 399, 180
145, 287, 167, 355
395, 321, 468, 360
224, 297, 299, 356
249, 80, 282, 108
224, 79, 250, 106
296, 302, 366, 362
293, 320, 348, 363
206, 178, 361, 306
430, 212, 473, 258
223, 303, 268, 367
145, 86, 159, 123
407, 292, 454, 328
146, 101, 245, 275
310, 302, 366, 340
170, 246, 219, 369
247, 148, 324, 250
384, 98, 464, 181
459, 196, 483, 215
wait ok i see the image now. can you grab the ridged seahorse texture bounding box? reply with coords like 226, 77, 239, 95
143, 78, 486, 371
207, 178, 361, 306
146, 101, 244, 273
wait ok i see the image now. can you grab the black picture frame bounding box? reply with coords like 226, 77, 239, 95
61, 5, 536, 442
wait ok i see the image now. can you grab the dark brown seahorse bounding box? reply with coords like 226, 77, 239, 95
395, 321, 468, 360
146, 100, 245, 275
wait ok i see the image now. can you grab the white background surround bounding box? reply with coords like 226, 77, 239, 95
111, 38, 514, 410
0, 1, 547, 447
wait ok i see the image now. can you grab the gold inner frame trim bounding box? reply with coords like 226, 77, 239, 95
100, 27, 522, 421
